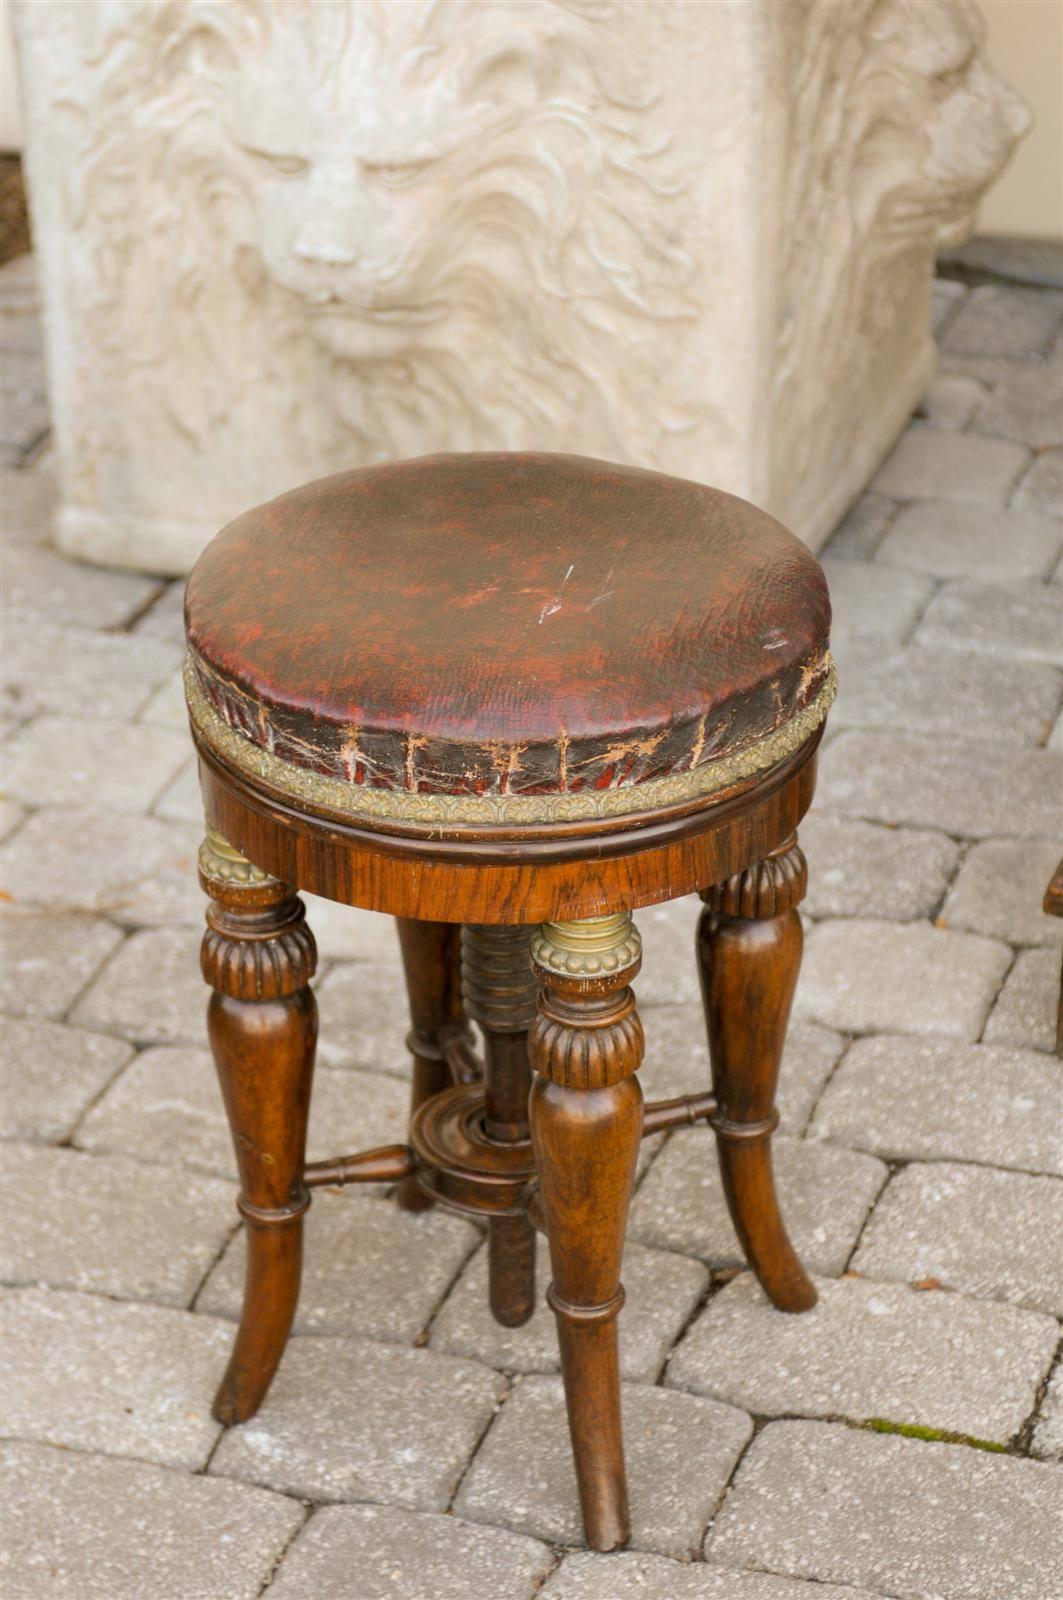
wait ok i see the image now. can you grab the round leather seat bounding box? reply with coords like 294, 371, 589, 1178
184, 452, 834, 828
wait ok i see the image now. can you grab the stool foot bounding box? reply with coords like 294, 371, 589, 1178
199, 826, 318, 1424
698, 836, 816, 1312
529, 915, 644, 1552
212, 1196, 308, 1426
395, 919, 467, 1212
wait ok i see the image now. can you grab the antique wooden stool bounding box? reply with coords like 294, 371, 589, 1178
183, 452, 835, 1551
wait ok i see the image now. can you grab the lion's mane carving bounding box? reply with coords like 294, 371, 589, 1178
19, 0, 1027, 569
64, 0, 702, 488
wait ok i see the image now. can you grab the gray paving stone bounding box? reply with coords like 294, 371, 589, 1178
635, 894, 702, 1005
810, 1035, 1063, 1175
0, 1016, 133, 1141
2, 388, 49, 464
829, 639, 1061, 746
1032, 1363, 1063, 1462
76, 1045, 411, 1178
1014, 446, 1063, 517
800, 814, 959, 921
941, 283, 1063, 359
267, 1503, 552, 1600
0, 458, 55, 540
767, 1023, 847, 1136
2, 541, 160, 630
3, 716, 189, 812
627, 1000, 709, 1105
1, 405, 46, 461
432, 1237, 708, 1382
302, 894, 397, 962
1, 808, 203, 925
914, 577, 1063, 666
3, 266, 42, 322
314, 958, 416, 1076
3, 352, 45, 394
542, 1553, 881, 1600
0, 1286, 227, 1468
200, 1188, 478, 1342
940, 351, 1061, 391
1, 1142, 235, 1307
669, 1273, 1056, 1443
819, 557, 934, 643
984, 946, 1060, 1053
876, 499, 1060, 579
0, 1441, 306, 1600
0, 304, 44, 355
940, 237, 1063, 290
917, 371, 987, 430
629, 1130, 886, 1277
132, 577, 187, 644
974, 361, 1063, 448
853, 1162, 1063, 1316
71, 924, 205, 1044
211, 1335, 505, 1510
870, 430, 1029, 506
637, 1003, 843, 1137
151, 753, 203, 824
816, 730, 1063, 839
456, 1374, 751, 1558
821, 492, 896, 560
2, 619, 179, 722
0, 907, 124, 1018
137, 666, 188, 730
705, 1420, 1063, 1600
930, 276, 967, 335
795, 917, 1011, 1041
942, 838, 1063, 946
0, 254, 41, 312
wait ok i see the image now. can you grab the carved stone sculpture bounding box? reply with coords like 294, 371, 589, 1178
15, 0, 1026, 572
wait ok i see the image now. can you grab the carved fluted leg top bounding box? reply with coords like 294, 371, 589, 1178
701, 835, 807, 919
530, 914, 644, 1091
199, 825, 316, 1001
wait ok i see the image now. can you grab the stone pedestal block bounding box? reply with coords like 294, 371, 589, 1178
16, 1, 1026, 573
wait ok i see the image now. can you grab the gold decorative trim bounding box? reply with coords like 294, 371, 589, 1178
531, 914, 641, 979
198, 824, 275, 885
184, 656, 835, 828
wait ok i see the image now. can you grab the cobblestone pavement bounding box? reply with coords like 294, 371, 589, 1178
2, 257, 1062, 1598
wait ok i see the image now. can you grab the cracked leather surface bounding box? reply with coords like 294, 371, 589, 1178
185, 452, 832, 798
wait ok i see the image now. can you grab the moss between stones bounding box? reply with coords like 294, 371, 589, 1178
864, 1418, 1007, 1454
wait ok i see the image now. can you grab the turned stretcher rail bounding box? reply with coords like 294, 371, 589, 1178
641, 1091, 717, 1135
304, 1145, 415, 1188
303, 1091, 718, 1190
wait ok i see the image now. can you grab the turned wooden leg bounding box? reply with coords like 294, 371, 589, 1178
697, 834, 816, 1312
199, 826, 318, 1425
529, 914, 644, 1552
394, 919, 467, 1212
462, 924, 539, 1328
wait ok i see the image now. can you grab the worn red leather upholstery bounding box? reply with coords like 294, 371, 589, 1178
186, 452, 831, 803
